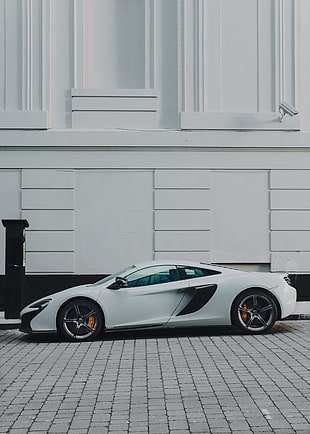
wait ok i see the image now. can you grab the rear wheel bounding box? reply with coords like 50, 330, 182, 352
232, 290, 278, 334
57, 298, 103, 341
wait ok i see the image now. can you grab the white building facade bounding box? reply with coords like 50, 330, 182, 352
1, 0, 310, 283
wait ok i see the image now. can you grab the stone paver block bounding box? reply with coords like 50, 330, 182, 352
1, 322, 310, 433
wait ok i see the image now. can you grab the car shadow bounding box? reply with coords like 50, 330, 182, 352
18, 321, 299, 343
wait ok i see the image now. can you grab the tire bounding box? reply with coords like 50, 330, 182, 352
232, 290, 278, 334
57, 298, 103, 341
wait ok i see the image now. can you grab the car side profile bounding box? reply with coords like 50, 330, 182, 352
20, 261, 297, 341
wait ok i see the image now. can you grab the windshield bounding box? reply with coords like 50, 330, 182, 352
91, 265, 136, 286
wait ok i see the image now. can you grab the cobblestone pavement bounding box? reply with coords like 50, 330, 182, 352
1, 322, 310, 434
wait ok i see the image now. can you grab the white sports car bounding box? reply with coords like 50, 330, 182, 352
20, 261, 296, 341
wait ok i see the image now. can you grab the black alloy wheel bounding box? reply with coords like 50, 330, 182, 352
57, 298, 103, 341
232, 290, 278, 334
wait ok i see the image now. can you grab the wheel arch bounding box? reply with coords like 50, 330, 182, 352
230, 287, 282, 325
56, 296, 106, 331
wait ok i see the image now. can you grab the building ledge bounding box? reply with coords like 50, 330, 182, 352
1, 129, 310, 150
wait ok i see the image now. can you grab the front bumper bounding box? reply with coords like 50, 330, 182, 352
20, 298, 53, 333
20, 310, 39, 333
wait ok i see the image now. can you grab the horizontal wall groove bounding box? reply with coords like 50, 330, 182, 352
26, 251, 74, 254
21, 209, 74, 213
271, 229, 310, 232
26, 229, 74, 232
22, 188, 74, 190
72, 109, 157, 113
155, 230, 210, 232
72, 95, 158, 99
154, 208, 210, 211
154, 249, 211, 254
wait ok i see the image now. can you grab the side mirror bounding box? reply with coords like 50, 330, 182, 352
108, 276, 128, 290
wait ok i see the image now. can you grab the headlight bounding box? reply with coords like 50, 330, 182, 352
29, 298, 52, 310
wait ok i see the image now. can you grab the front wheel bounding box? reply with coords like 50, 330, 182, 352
232, 290, 278, 334
57, 298, 103, 341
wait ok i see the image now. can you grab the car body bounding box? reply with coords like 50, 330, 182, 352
20, 261, 297, 341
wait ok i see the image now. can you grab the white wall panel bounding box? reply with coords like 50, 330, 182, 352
221, 0, 258, 112
75, 171, 154, 273
271, 190, 310, 210
300, 0, 310, 131
0, 0, 49, 128
50, 0, 73, 128
211, 171, 269, 263
77, 232, 153, 274
271, 231, 310, 252
1, 0, 21, 110
22, 190, 74, 210
26, 232, 73, 253
0, 0, 5, 109
0, 112, 49, 129
270, 169, 310, 271
0, 170, 21, 219
154, 169, 210, 257
22, 210, 74, 231
22, 170, 74, 188
21, 169, 75, 273
155, 190, 210, 210
26, 252, 74, 273
71, 89, 158, 129
26, 231, 73, 252
155, 210, 209, 231
271, 252, 310, 273
155, 251, 211, 262
271, 211, 310, 231
155, 170, 210, 189
155, 231, 210, 252
271, 170, 310, 189
72, 95, 157, 111
72, 111, 158, 130
84, 0, 145, 89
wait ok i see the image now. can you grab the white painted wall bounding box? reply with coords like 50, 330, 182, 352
2, 153, 310, 273
0, 171, 21, 274
1, 1, 310, 275
154, 170, 210, 262
21, 170, 75, 273
85, 0, 145, 89
210, 171, 269, 264
1, 0, 306, 130
75, 171, 154, 273
271, 170, 310, 272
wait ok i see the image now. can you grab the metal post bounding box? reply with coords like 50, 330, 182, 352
2, 220, 29, 319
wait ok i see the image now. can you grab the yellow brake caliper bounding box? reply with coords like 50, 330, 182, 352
87, 315, 95, 328
241, 303, 248, 321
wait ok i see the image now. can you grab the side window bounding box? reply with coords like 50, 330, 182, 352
126, 265, 179, 288
178, 267, 221, 280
